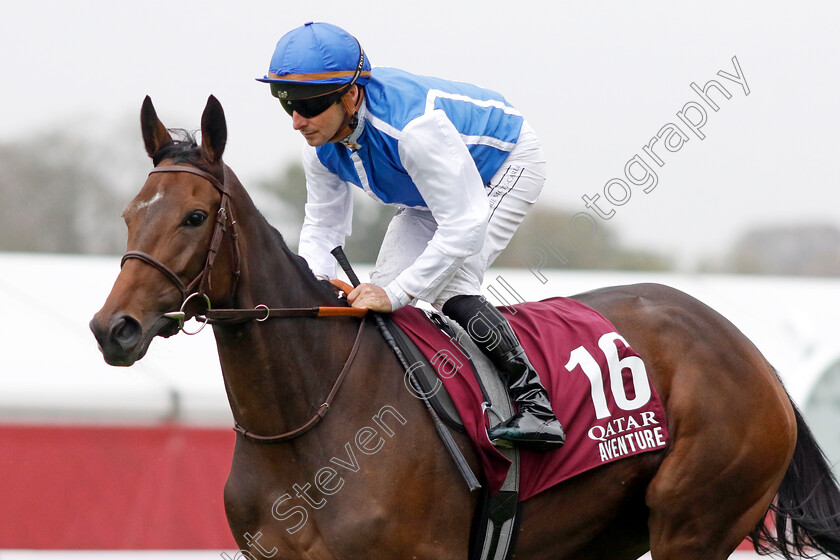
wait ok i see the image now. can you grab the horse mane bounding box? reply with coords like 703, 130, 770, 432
150, 128, 339, 304
262, 219, 342, 304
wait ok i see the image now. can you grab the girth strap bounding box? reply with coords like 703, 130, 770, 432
437, 313, 522, 560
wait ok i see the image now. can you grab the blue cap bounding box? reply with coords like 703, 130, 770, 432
256, 22, 371, 98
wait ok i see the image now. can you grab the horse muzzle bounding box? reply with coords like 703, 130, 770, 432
90, 311, 178, 366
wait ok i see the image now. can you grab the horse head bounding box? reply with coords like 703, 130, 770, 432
90, 95, 238, 366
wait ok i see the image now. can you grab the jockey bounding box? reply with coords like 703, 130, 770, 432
257, 22, 565, 451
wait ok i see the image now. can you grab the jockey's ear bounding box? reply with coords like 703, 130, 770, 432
140, 96, 173, 159
200, 95, 227, 164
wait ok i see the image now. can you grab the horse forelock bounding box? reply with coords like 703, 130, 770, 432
151, 129, 205, 168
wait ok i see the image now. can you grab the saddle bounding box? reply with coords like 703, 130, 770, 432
383, 310, 521, 560
385, 298, 671, 560
382, 312, 467, 433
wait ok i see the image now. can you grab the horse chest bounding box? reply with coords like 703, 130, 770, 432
224, 403, 462, 558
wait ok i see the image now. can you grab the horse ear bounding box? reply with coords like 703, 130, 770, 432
140, 96, 173, 159
201, 95, 227, 163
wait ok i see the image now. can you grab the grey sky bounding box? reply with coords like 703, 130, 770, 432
2, 1, 838, 267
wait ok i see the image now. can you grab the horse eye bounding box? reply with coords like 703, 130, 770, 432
183, 211, 208, 227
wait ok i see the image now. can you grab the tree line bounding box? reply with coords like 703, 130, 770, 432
2, 128, 838, 276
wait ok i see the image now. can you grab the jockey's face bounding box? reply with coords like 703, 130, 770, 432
291, 86, 358, 147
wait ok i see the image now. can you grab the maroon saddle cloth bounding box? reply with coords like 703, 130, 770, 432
390, 297, 669, 500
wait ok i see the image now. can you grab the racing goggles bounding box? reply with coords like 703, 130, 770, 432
272, 84, 349, 118
271, 43, 367, 119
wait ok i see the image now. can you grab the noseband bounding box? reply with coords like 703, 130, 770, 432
120, 165, 241, 320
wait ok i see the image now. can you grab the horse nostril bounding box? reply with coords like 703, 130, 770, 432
110, 315, 142, 349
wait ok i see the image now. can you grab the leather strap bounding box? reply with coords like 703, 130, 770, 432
121, 250, 189, 299
203, 306, 366, 323
148, 165, 226, 192
123, 164, 241, 303
329, 87, 365, 143
233, 316, 367, 443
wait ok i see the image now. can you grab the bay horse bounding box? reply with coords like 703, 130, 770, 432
91, 95, 840, 559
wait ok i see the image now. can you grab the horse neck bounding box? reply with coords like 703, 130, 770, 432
212, 168, 361, 437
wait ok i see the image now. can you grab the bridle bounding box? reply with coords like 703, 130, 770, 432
121, 164, 365, 332
120, 164, 367, 443
121, 164, 241, 328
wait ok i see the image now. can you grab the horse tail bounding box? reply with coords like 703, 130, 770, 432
749, 399, 840, 559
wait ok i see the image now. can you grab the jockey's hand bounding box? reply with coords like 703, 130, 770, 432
347, 283, 392, 312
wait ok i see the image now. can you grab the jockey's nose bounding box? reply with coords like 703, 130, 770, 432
292, 112, 307, 130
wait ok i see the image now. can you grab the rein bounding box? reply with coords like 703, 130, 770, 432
120, 164, 368, 443
234, 314, 368, 443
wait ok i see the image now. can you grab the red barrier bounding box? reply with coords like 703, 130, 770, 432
0, 424, 761, 552
0, 425, 236, 549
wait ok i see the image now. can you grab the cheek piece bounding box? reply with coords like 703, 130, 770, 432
328, 88, 365, 143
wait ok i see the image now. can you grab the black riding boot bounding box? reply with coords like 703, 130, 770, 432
442, 295, 566, 452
